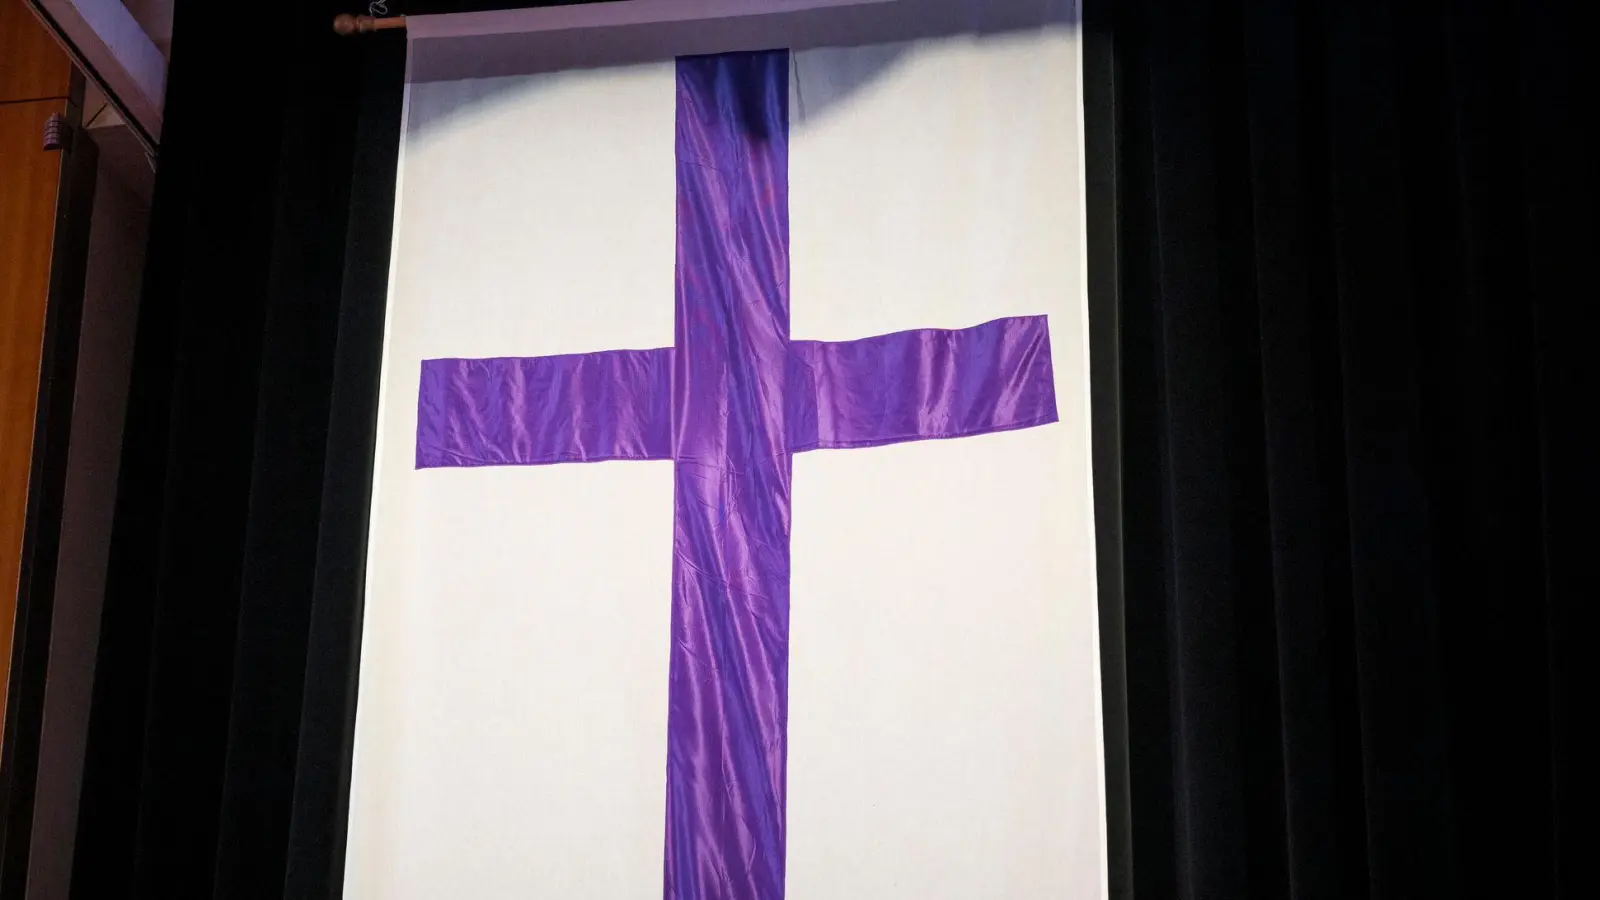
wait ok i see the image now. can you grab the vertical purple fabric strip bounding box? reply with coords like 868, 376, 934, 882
667, 51, 791, 900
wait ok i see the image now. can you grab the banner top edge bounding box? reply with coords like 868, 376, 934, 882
408, 0, 898, 41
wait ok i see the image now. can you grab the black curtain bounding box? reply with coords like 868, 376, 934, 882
62, 5, 570, 898
1094, 0, 1594, 898
68, 4, 404, 898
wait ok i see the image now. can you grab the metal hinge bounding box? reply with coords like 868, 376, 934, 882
42, 112, 71, 152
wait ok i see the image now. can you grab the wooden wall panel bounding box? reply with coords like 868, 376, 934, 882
1, 0, 73, 734
1, 0, 72, 102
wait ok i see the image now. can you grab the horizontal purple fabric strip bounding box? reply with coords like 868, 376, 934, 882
416, 348, 674, 468
786, 315, 1058, 451
417, 316, 1057, 468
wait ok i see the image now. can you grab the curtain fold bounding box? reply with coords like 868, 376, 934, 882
1097, 0, 1594, 897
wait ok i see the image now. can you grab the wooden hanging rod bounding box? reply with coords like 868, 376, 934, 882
333, 14, 407, 35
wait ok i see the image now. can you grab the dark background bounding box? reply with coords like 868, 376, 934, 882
26, 0, 1593, 898
1101, 0, 1593, 897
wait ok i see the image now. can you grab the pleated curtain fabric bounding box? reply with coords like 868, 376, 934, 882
1096, 0, 1594, 897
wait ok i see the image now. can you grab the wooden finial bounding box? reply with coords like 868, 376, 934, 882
333, 14, 405, 36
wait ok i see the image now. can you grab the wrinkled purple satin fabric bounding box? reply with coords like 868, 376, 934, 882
417, 349, 673, 467
417, 316, 1056, 468
787, 315, 1057, 451
665, 51, 793, 900
412, 50, 1060, 900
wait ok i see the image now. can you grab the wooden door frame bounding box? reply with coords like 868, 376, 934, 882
0, 72, 97, 897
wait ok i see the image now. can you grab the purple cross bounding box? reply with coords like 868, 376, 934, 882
415, 52, 1058, 900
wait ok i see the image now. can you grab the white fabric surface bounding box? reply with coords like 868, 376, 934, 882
347, 8, 1103, 899
785, 30, 1104, 900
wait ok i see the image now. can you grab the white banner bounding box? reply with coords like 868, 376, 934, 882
347, 3, 1103, 897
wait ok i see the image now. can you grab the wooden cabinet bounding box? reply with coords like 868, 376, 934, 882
0, 0, 74, 735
